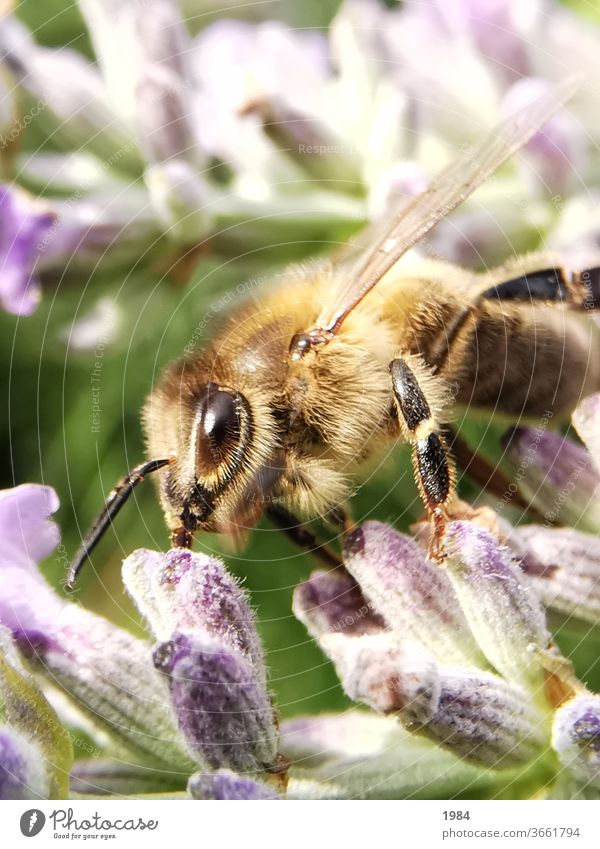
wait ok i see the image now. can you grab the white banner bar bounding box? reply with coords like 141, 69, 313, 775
0, 799, 598, 848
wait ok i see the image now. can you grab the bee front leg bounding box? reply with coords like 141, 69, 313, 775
389, 356, 455, 563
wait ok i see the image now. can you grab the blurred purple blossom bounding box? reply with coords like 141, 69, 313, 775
1, 0, 600, 311
0, 186, 55, 315
503, 425, 600, 533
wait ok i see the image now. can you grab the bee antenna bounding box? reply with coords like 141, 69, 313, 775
65, 458, 171, 592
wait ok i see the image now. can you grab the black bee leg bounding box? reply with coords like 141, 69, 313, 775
480, 266, 570, 303
480, 264, 600, 311
266, 504, 343, 569
431, 263, 600, 375
390, 357, 455, 563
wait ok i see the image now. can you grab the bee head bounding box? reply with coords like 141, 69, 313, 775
144, 351, 283, 539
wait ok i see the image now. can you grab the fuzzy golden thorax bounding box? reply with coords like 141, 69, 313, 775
142, 264, 399, 538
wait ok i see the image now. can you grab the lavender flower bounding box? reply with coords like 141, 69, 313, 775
553, 695, 600, 794
0, 186, 55, 315
3, 0, 600, 312
0, 484, 193, 772
0, 484, 284, 797
500, 392, 600, 632
123, 548, 279, 776
294, 522, 553, 770
0, 627, 73, 799
293, 388, 600, 795
503, 425, 600, 533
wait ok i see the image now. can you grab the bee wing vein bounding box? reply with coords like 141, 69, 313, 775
317, 75, 580, 332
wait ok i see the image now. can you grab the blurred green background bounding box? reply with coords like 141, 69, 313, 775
2, 0, 600, 729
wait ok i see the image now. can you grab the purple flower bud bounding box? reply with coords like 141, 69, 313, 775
502, 426, 600, 533
445, 521, 550, 700
0, 185, 55, 315
342, 522, 486, 666
553, 694, 600, 789
153, 632, 278, 774
123, 548, 265, 677
422, 666, 546, 768
573, 393, 600, 474
292, 566, 385, 639
188, 769, 279, 800
510, 526, 600, 628
0, 485, 191, 771
125, 547, 279, 774
308, 628, 544, 768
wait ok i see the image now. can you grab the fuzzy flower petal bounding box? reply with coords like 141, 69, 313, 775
125, 548, 279, 774
445, 522, 551, 701
552, 694, 600, 789
298, 623, 544, 768
292, 565, 385, 639
0, 485, 191, 771
509, 525, 600, 628
0, 186, 55, 315
122, 548, 265, 675
293, 564, 546, 768
188, 769, 279, 800
342, 521, 487, 667
503, 426, 600, 533
503, 77, 587, 194
153, 632, 278, 774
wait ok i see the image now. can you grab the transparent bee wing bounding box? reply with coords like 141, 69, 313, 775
317, 76, 580, 333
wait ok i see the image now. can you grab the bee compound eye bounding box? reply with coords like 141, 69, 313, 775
196, 384, 242, 469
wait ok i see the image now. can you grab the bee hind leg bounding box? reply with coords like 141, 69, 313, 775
480, 262, 600, 310
389, 356, 455, 563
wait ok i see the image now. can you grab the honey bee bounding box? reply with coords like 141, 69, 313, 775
67, 77, 600, 588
